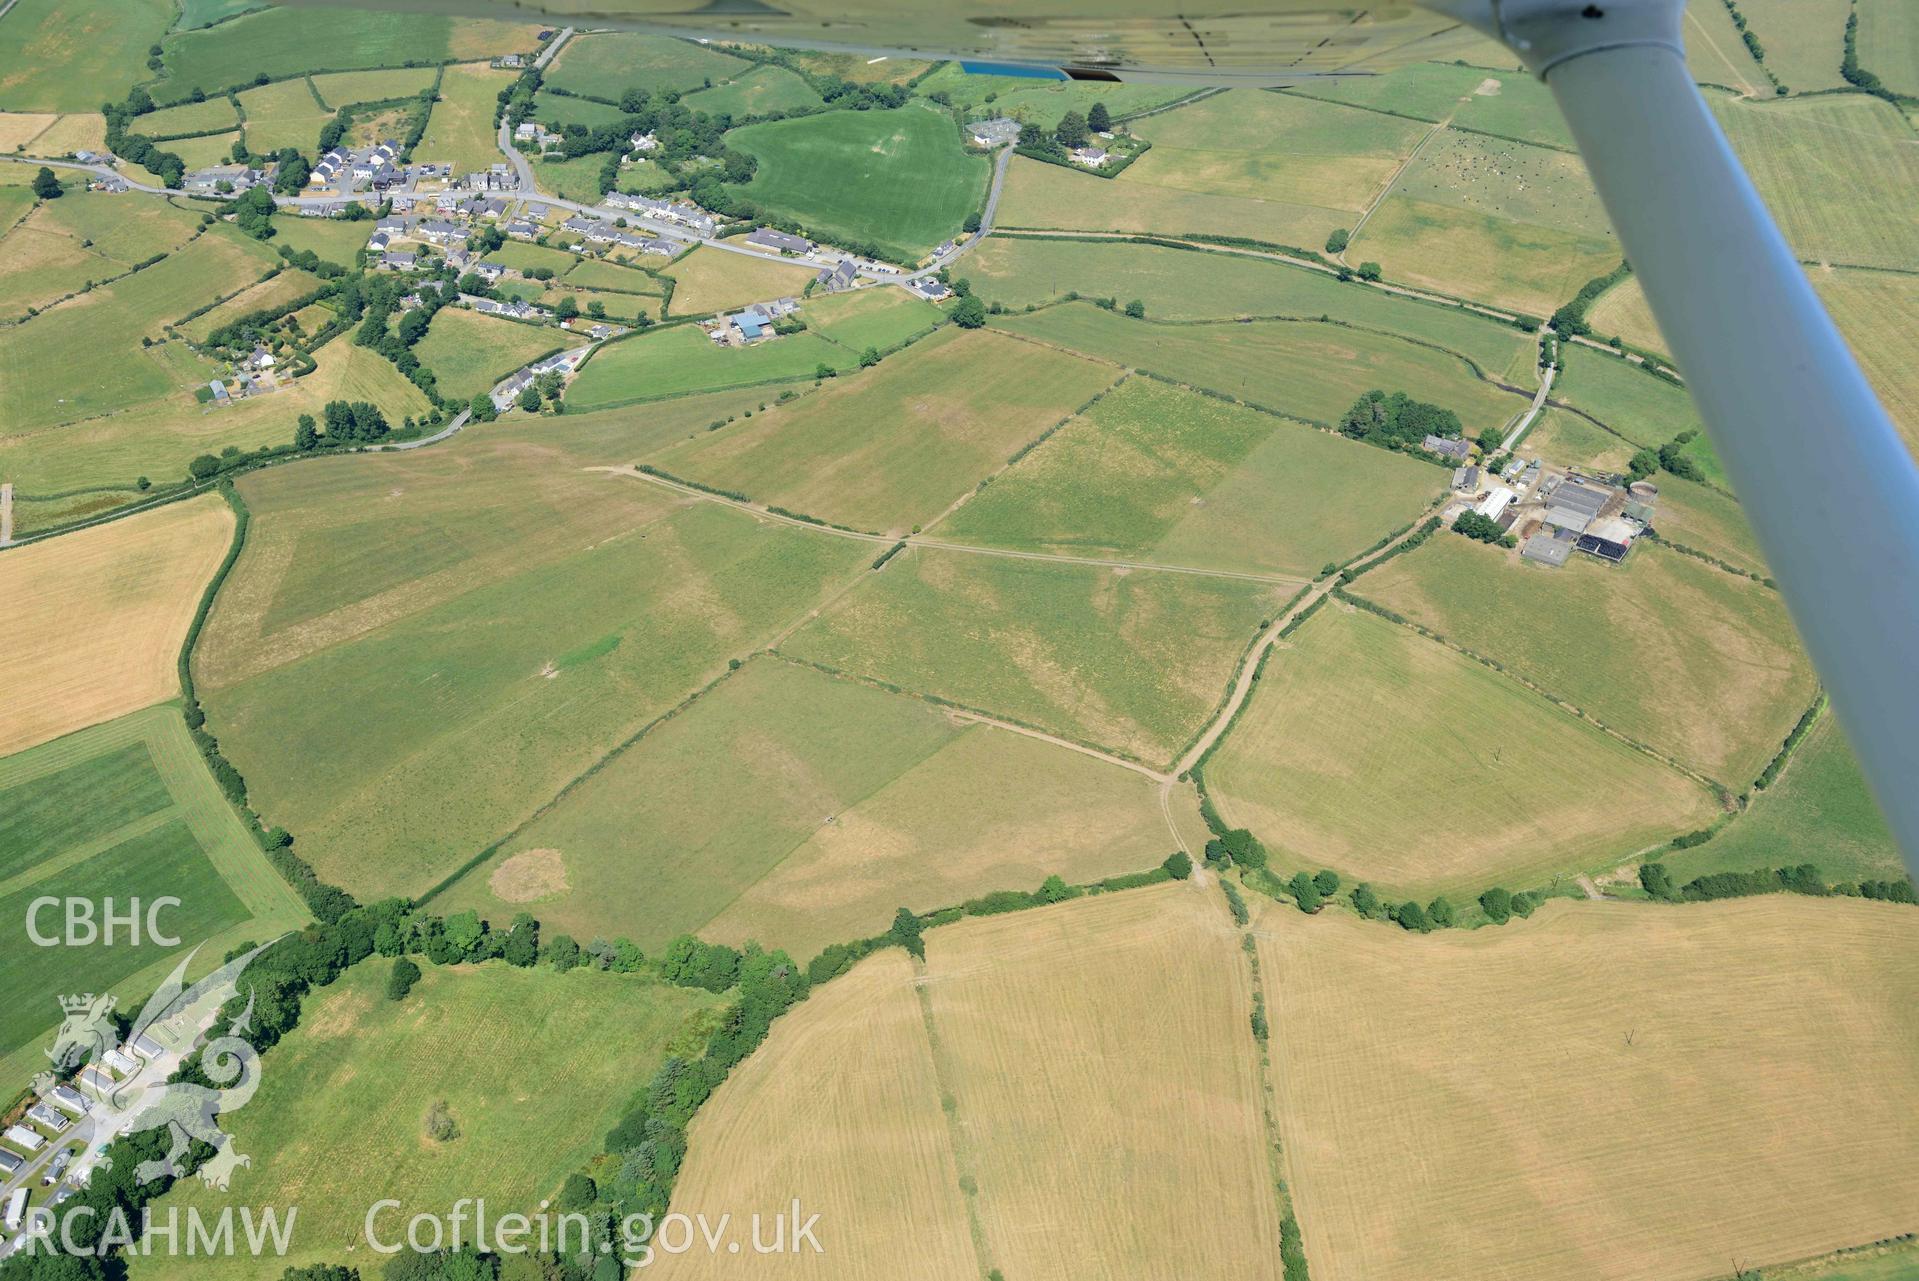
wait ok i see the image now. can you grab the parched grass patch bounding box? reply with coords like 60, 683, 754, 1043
308, 66, 437, 111
1716, 93, 1919, 272
530, 153, 612, 203
650, 326, 1118, 534
0, 705, 310, 1091
1585, 273, 1666, 355
0, 494, 233, 754
1126, 88, 1429, 209
235, 77, 332, 155
568, 323, 850, 408
1681, 0, 1772, 95
1520, 407, 1637, 475
1649, 474, 1765, 575
1666, 708, 1902, 886
437, 657, 1183, 957
200, 438, 868, 897
0, 191, 203, 314
658, 949, 977, 1281
1733, 0, 1851, 91
21, 113, 108, 158
0, 0, 172, 113
1816, 266, 1919, 463
723, 104, 989, 260
544, 31, 749, 100
798, 285, 941, 353
996, 153, 1351, 253
1350, 130, 1617, 315
179, 267, 324, 343
683, 65, 824, 118
1208, 605, 1718, 899
1261, 896, 1919, 1281
940, 376, 1440, 578
414, 305, 579, 404
138, 962, 719, 1281
416, 62, 512, 175
661, 244, 818, 316
993, 302, 1528, 435
1349, 536, 1816, 785
783, 544, 1285, 766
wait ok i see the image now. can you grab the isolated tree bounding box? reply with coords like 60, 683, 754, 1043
1087, 101, 1112, 133
294, 413, 319, 451
517, 385, 541, 412
554, 295, 579, 321
385, 957, 421, 1001
1289, 871, 1323, 913
951, 295, 987, 329
468, 392, 496, 423
889, 907, 925, 960
1324, 228, 1349, 254
1639, 861, 1678, 901
1356, 261, 1382, 282
963, 212, 981, 233
587, 300, 605, 319
1124, 299, 1145, 319
1163, 851, 1192, 880
1628, 447, 1660, 480
858, 346, 880, 368
32, 166, 61, 200
814, 362, 836, 380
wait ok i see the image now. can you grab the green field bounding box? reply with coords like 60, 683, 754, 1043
0, 705, 310, 1089
0, 0, 173, 112
723, 104, 989, 259
1350, 536, 1816, 786
993, 302, 1529, 433
486, 239, 587, 275
543, 31, 750, 100
1351, 129, 1617, 315
782, 545, 1286, 766
649, 326, 1115, 533
1733, 0, 1850, 92
196, 428, 869, 897
308, 66, 438, 111
568, 323, 852, 408
995, 152, 1352, 252
800, 286, 942, 352
415, 306, 575, 403
138, 95, 242, 139
0, 226, 278, 436
1287, 65, 1575, 149
1125, 88, 1428, 210
435, 657, 1184, 957
530, 87, 628, 130
1520, 407, 1637, 474
1716, 94, 1919, 272
1665, 707, 1904, 889
236, 77, 332, 155
1551, 344, 1706, 454
1818, 267, 1919, 462
561, 256, 666, 295
939, 376, 1440, 578
531, 154, 612, 202
1858, 0, 1919, 95
964, 236, 1539, 381
683, 65, 825, 119
0, 191, 205, 315
913, 62, 1194, 128
135, 962, 719, 1281
1208, 604, 1719, 900
265, 213, 374, 265
417, 63, 512, 174
151, 9, 476, 104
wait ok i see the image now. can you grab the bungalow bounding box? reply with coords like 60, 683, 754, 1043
561, 215, 602, 236
459, 197, 509, 220
4, 1125, 45, 1153
245, 346, 276, 372
635, 236, 677, 256
906, 276, 951, 302
935, 239, 957, 258
375, 215, 409, 235
380, 250, 418, 271
745, 227, 813, 255
367, 231, 391, 252
49, 1084, 87, 1115
26, 1103, 68, 1133
1070, 146, 1110, 167
816, 259, 858, 292
493, 52, 526, 68
968, 117, 1020, 148
0, 1150, 19, 1177
473, 260, 507, 283
183, 164, 247, 193
504, 219, 539, 240
417, 219, 467, 244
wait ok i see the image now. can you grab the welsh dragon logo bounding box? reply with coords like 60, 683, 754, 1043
31, 941, 276, 1192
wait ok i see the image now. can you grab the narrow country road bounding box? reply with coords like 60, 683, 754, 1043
0, 482, 13, 546
1501, 329, 1559, 451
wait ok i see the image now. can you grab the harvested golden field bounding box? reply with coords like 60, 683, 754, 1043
661, 244, 818, 317
924, 884, 1286, 1280
1261, 896, 1919, 1281
654, 949, 977, 1281
662, 884, 1287, 1280
0, 494, 233, 754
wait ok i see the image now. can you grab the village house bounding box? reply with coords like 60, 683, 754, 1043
906, 276, 951, 302
1070, 146, 1110, 167
969, 117, 1020, 147
380, 250, 418, 271
745, 227, 814, 255
816, 259, 859, 292
504, 219, 539, 240
417, 218, 467, 245
1422, 434, 1473, 463
629, 131, 660, 153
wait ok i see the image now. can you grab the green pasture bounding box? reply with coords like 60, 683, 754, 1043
568, 323, 851, 408
543, 31, 750, 100
683, 65, 825, 119
415, 307, 577, 403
